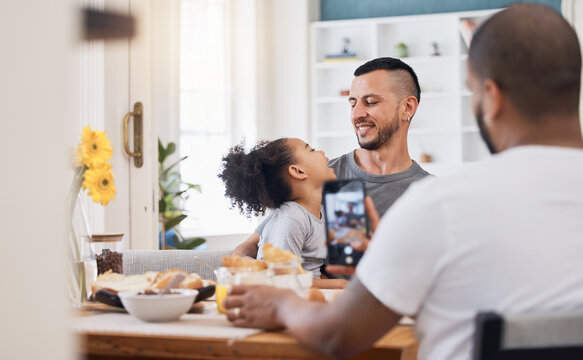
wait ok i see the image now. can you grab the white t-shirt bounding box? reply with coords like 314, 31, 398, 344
356, 146, 583, 360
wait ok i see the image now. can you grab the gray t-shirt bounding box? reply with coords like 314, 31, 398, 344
255, 151, 430, 234
328, 151, 430, 217
258, 201, 326, 278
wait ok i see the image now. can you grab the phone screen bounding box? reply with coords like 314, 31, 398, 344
323, 179, 367, 267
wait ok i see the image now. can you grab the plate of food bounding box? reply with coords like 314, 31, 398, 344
92, 269, 215, 310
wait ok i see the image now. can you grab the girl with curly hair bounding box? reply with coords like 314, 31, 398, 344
219, 138, 336, 278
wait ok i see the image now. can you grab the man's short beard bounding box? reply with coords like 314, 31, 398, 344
476, 103, 497, 154
357, 112, 401, 150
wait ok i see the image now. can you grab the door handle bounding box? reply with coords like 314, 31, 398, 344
123, 102, 143, 168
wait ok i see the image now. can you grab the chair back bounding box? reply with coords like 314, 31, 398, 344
123, 250, 232, 280
473, 310, 583, 360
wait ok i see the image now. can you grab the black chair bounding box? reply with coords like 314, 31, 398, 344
473, 310, 583, 360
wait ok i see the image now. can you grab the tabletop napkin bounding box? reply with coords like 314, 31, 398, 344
71, 312, 262, 340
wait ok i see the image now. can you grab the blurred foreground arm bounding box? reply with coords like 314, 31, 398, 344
225, 277, 400, 359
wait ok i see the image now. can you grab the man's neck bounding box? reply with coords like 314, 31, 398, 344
354, 141, 413, 175
498, 114, 583, 151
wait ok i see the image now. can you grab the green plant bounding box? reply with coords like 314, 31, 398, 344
158, 138, 205, 249
395, 42, 408, 57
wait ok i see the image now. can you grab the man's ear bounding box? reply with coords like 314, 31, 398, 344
483, 79, 503, 122
401, 95, 418, 122
288, 164, 307, 180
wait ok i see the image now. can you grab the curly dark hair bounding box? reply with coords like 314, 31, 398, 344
218, 138, 296, 217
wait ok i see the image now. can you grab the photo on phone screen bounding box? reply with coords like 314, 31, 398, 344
323, 179, 368, 267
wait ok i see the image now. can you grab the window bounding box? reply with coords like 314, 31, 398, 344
179, 0, 256, 237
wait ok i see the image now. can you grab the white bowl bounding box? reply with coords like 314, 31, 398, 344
118, 289, 198, 322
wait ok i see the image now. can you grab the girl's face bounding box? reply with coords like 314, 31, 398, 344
287, 138, 336, 183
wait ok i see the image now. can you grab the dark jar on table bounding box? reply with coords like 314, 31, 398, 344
90, 233, 124, 275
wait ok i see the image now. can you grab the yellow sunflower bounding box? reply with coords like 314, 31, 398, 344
83, 164, 116, 206
81, 162, 111, 191
79, 126, 113, 168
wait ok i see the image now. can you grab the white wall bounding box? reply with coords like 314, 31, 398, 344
0, 1, 75, 359
152, 0, 181, 146
231, 0, 260, 144
576, 2, 583, 134
255, 0, 317, 142
562, 0, 583, 135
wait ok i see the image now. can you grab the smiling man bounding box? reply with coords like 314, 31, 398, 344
231, 57, 430, 259
337, 57, 429, 217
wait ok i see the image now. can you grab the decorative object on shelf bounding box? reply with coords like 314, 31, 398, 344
339, 89, 350, 96
459, 19, 478, 48
68, 126, 116, 307
395, 42, 409, 57
431, 42, 441, 56
158, 139, 206, 250
342, 38, 353, 54
420, 153, 433, 163
324, 37, 358, 62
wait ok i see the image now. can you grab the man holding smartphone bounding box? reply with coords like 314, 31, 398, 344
224, 4, 583, 359
231, 57, 430, 258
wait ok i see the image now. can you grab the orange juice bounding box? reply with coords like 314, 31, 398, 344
215, 283, 231, 314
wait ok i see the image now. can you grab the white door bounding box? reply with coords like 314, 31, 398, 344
102, 0, 158, 250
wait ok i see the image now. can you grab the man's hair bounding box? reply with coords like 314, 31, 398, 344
354, 57, 421, 103
218, 138, 295, 217
468, 4, 581, 119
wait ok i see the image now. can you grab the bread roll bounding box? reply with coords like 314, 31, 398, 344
91, 270, 154, 294
150, 269, 204, 290
92, 269, 207, 294
221, 255, 267, 272
308, 288, 326, 302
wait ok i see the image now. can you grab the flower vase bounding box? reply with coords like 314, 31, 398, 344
68, 194, 93, 307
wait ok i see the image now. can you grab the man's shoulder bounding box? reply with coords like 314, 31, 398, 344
328, 152, 355, 179
409, 161, 432, 179
328, 152, 351, 168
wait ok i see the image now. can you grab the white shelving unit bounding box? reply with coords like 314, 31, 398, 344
310, 9, 500, 176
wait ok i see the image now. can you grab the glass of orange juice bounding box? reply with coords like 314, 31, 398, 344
214, 267, 270, 314
214, 282, 231, 314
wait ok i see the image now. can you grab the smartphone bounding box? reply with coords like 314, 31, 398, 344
323, 179, 368, 267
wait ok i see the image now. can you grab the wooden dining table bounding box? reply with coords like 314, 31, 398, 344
75, 302, 418, 360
